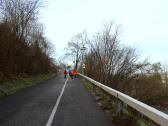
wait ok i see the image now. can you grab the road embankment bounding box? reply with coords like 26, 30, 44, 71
0, 73, 57, 99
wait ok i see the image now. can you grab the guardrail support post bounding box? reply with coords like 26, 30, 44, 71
102, 89, 105, 105
92, 83, 94, 92
116, 99, 123, 116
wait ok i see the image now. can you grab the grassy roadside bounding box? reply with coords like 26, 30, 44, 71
0, 73, 57, 99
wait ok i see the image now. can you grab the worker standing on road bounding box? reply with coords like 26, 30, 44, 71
64, 69, 68, 78
69, 69, 73, 79
71, 70, 75, 79
72, 69, 77, 78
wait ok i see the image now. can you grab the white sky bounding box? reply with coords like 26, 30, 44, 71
40, 0, 168, 64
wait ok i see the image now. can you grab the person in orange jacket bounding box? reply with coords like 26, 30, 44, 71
72, 69, 77, 78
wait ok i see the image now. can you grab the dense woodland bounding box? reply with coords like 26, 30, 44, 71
0, 0, 57, 79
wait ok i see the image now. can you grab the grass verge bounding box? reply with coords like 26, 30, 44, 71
0, 73, 57, 99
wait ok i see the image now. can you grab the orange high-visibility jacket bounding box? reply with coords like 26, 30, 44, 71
72, 70, 77, 75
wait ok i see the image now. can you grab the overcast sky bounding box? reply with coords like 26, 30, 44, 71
40, 0, 168, 64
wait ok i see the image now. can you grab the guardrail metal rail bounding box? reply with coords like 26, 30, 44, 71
78, 73, 168, 126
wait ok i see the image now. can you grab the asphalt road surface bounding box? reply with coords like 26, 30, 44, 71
0, 75, 113, 126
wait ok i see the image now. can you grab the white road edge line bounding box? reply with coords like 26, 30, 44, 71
46, 78, 68, 126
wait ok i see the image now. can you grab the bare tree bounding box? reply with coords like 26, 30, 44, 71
162, 64, 168, 97
0, 0, 56, 79
65, 31, 89, 70
84, 22, 146, 92
0, 0, 41, 41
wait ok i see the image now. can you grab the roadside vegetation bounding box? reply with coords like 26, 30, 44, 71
81, 24, 168, 113
81, 78, 159, 126
65, 22, 168, 125
0, 73, 57, 99
0, 0, 57, 79
65, 22, 168, 107
0, 0, 58, 98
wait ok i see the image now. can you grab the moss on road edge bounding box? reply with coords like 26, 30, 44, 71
0, 73, 57, 99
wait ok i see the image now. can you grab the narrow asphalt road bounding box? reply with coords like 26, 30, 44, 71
0, 75, 113, 126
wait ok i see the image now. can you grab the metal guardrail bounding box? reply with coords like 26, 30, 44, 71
78, 73, 168, 126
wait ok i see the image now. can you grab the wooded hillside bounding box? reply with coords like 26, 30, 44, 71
0, 0, 57, 79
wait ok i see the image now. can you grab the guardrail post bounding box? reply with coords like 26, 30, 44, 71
95, 86, 98, 95
102, 89, 105, 104
92, 83, 95, 94
116, 99, 124, 116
